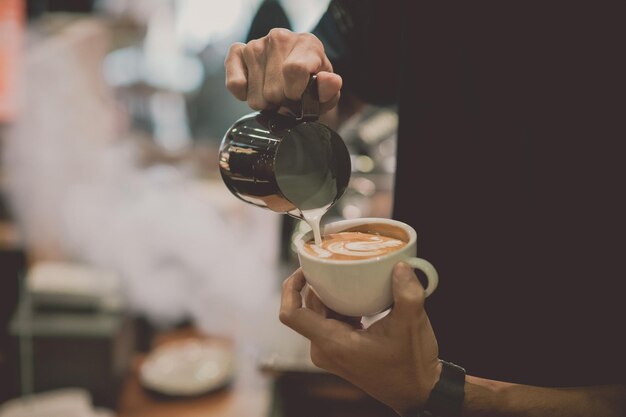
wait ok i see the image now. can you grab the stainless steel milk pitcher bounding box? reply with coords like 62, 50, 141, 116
219, 76, 351, 218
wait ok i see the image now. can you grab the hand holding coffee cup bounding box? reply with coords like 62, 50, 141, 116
294, 218, 439, 317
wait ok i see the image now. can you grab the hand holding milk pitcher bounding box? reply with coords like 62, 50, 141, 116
221, 41, 438, 316
219, 75, 350, 244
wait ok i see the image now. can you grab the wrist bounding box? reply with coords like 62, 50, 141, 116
404, 360, 466, 417
394, 360, 442, 416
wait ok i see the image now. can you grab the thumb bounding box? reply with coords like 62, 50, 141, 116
316, 71, 342, 102
317, 71, 342, 113
390, 262, 426, 321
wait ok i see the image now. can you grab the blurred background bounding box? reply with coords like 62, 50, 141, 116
0, 0, 399, 416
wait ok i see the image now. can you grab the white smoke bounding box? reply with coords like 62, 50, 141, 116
61, 155, 280, 336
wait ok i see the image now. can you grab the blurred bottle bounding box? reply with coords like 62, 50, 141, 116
0, 0, 24, 124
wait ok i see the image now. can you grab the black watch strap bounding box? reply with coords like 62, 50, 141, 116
406, 360, 466, 417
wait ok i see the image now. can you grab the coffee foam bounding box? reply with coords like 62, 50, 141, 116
304, 230, 407, 261
341, 223, 410, 242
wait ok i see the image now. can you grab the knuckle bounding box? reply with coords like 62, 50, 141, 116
268, 27, 292, 43
282, 60, 308, 79
299, 32, 322, 47
263, 85, 283, 103
278, 310, 291, 326
245, 39, 265, 57
401, 289, 425, 309
227, 42, 244, 56
225, 77, 246, 94
241, 47, 253, 62
247, 97, 266, 110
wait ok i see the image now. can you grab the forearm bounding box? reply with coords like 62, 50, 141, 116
463, 375, 626, 417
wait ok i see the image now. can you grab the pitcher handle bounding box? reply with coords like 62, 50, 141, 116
272, 75, 319, 122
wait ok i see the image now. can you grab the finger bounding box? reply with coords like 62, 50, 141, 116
280, 269, 306, 311
262, 28, 294, 105
242, 38, 270, 110
316, 71, 342, 113
304, 285, 329, 316
389, 262, 426, 322
316, 71, 342, 103
224, 43, 247, 101
279, 270, 333, 341
283, 35, 330, 100
319, 90, 341, 114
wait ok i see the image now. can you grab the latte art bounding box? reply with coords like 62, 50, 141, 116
324, 238, 403, 257
304, 231, 407, 260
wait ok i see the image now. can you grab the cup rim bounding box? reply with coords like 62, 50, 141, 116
294, 217, 417, 265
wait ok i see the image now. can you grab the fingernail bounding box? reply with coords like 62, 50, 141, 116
393, 262, 412, 281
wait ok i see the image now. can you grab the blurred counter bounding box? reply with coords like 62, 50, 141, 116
118, 327, 270, 417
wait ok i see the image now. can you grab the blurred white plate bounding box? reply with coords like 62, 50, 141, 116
0, 388, 113, 417
139, 339, 235, 396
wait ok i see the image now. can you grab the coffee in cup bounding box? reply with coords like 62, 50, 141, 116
302, 229, 407, 261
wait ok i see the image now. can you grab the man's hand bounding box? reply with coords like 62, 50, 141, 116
224, 28, 342, 112
279, 263, 442, 415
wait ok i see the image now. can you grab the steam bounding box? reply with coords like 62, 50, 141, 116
62, 158, 280, 335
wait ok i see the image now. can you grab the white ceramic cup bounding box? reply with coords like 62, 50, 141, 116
294, 218, 439, 317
